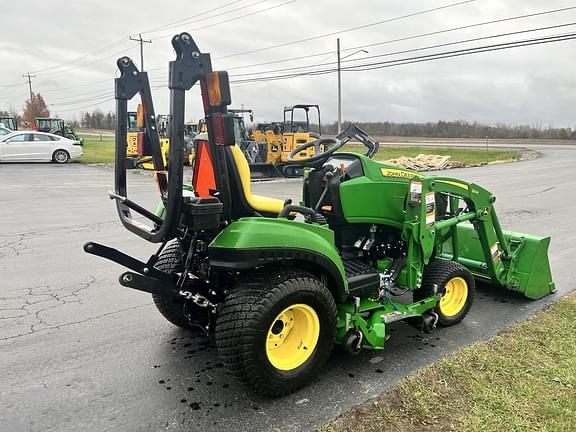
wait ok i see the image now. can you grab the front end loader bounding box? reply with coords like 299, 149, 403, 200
85, 33, 554, 397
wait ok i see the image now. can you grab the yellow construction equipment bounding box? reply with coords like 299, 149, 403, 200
238, 104, 322, 178
126, 105, 170, 169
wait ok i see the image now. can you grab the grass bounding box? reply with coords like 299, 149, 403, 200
341, 144, 521, 165
323, 293, 576, 432
78, 134, 522, 167
79, 134, 115, 164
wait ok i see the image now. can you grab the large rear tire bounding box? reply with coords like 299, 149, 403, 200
215, 269, 337, 397
151, 240, 196, 330
414, 259, 475, 326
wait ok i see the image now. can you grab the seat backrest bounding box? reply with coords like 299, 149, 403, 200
227, 145, 285, 216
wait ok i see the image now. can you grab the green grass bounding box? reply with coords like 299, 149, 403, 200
78, 135, 521, 167
341, 144, 521, 165
79, 135, 115, 164
323, 293, 576, 432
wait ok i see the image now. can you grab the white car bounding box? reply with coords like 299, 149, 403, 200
0, 126, 12, 136
0, 131, 83, 163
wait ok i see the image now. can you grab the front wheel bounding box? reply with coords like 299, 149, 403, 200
215, 269, 337, 397
414, 259, 475, 326
52, 149, 70, 164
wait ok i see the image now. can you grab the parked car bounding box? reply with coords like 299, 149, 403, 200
0, 131, 83, 163
0, 126, 12, 136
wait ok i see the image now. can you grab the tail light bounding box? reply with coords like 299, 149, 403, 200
210, 113, 235, 146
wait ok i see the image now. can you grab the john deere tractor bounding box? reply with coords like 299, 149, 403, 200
85, 33, 555, 397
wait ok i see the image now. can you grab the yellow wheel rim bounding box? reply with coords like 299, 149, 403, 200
265, 304, 320, 371
439, 277, 468, 317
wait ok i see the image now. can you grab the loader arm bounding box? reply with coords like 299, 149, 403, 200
403, 175, 555, 299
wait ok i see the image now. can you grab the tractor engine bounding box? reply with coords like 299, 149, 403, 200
336, 223, 405, 262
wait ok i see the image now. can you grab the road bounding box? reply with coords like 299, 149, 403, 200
1, 145, 575, 432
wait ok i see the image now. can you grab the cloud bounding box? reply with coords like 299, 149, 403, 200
1, 0, 575, 127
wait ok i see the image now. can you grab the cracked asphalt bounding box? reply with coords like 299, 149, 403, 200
1, 144, 575, 432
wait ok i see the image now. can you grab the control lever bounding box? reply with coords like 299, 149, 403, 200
313, 166, 336, 212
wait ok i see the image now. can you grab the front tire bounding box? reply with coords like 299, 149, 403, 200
52, 149, 70, 164
415, 259, 475, 326
215, 269, 337, 397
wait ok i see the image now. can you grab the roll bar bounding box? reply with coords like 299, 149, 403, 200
111, 33, 214, 243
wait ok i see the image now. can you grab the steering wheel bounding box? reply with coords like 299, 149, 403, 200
287, 137, 343, 168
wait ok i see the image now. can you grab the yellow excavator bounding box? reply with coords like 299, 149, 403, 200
242, 104, 378, 179
236, 104, 322, 178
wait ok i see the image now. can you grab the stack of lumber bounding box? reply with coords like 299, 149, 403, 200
383, 154, 451, 171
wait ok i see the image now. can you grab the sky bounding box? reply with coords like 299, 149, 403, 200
1, 0, 576, 127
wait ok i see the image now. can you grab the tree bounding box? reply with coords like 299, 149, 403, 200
22, 93, 50, 125
79, 109, 115, 130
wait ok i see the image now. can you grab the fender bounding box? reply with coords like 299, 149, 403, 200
209, 218, 348, 302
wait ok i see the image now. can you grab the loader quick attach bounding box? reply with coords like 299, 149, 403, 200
84, 32, 555, 397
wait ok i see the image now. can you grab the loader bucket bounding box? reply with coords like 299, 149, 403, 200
442, 225, 555, 300
501, 229, 555, 299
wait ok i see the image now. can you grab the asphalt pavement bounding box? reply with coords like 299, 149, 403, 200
1, 145, 575, 432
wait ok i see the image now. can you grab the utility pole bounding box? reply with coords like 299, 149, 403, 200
23, 73, 36, 117
129, 33, 152, 71
337, 38, 342, 134
336, 40, 368, 134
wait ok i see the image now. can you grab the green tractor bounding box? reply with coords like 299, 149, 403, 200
34, 117, 84, 144
85, 33, 554, 397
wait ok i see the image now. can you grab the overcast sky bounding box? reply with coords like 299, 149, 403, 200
1, 0, 576, 127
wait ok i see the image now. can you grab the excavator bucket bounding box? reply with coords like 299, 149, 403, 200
445, 225, 555, 300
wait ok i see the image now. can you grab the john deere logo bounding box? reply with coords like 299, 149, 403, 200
381, 168, 421, 179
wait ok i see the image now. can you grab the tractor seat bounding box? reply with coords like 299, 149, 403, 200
228, 145, 286, 216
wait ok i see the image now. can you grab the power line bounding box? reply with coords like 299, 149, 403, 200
222, 4, 576, 72
39, 78, 113, 94
144, 0, 475, 74
24, 3, 576, 98
38, 22, 576, 110
47, 33, 576, 113
153, 0, 297, 40
50, 92, 115, 107
54, 96, 116, 113
215, 0, 476, 59
17, 4, 576, 112
229, 32, 576, 84
143, 0, 268, 37
230, 21, 576, 78
27, 0, 256, 76
138, 0, 247, 35
29, 39, 130, 75
33, 44, 139, 77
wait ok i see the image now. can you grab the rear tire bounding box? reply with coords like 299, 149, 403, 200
215, 269, 337, 397
414, 259, 475, 326
52, 149, 70, 164
151, 240, 196, 330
